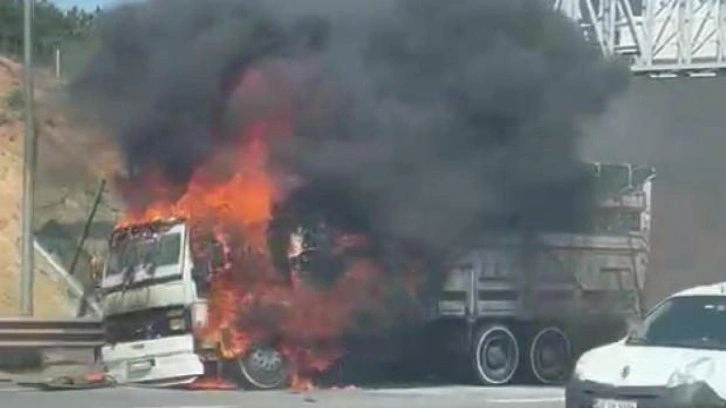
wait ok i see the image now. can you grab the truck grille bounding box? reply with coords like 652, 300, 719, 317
104, 307, 190, 343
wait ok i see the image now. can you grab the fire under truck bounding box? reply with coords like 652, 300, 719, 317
98, 162, 654, 389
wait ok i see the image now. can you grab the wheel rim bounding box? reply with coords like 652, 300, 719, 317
530, 327, 572, 384
475, 326, 519, 384
239, 346, 288, 389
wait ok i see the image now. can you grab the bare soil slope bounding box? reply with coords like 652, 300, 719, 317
0, 57, 121, 316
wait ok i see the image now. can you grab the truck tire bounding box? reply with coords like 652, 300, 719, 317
236, 345, 289, 390
472, 324, 520, 385
528, 326, 572, 385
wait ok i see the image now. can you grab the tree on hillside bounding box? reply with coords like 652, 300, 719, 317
0, 1, 23, 56
0, 0, 98, 62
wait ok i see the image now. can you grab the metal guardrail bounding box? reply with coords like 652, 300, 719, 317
0, 317, 104, 348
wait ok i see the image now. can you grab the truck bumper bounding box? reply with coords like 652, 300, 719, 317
101, 334, 204, 386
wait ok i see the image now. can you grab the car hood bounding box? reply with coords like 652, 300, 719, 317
578, 340, 726, 398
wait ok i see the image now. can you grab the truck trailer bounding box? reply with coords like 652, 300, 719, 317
97, 162, 654, 389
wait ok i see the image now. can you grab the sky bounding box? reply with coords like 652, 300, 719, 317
52, 0, 130, 10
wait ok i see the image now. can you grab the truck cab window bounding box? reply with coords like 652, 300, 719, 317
105, 233, 182, 278
155, 233, 182, 265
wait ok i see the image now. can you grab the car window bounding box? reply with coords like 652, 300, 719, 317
631, 295, 726, 350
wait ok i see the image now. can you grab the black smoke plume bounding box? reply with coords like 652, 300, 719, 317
67, 0, 629, 256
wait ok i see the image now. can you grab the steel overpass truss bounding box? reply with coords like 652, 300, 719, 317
554, 0, 726, 77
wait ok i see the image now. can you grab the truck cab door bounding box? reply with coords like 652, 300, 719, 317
191, 240, 226, 295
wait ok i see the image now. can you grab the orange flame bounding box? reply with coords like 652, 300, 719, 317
290, 374, 316, 392
187, 376, 237, 391
113, 64, 424, 388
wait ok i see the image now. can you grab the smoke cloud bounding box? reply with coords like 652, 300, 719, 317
67, 0, 629, 253
583, 76, 726, 306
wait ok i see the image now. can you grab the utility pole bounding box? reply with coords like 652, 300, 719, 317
20, 0, 36, 317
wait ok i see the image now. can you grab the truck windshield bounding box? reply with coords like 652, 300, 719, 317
106, 233, 182, 277
628, 295, 726, 350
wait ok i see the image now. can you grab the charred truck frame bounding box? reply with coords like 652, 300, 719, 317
98, 162, 654, 389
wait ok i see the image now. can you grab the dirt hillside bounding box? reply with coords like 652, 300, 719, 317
0, 57, 122, 317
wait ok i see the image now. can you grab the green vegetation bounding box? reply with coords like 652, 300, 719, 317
0, 0, 99, 65
3, 88, 23, 112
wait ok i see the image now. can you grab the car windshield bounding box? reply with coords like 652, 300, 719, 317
628, 295, 726, 350
106, 233, 182, 277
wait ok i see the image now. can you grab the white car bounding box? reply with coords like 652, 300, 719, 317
566, 282, 726, 408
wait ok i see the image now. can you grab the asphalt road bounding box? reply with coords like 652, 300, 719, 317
0, 383, 565, 408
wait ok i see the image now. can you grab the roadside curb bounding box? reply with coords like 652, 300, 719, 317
0, 349, 43, 371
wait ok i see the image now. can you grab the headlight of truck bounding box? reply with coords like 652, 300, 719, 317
169, 317, 186, 331
166, 308, 186, 332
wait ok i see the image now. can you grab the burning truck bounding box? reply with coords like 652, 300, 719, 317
97, 160, 654, 389
66, 0, 643, 391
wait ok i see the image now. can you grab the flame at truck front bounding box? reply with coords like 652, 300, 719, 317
100, 66, 422, 389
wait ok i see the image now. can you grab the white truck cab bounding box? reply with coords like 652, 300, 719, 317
98, 219, 291, 389
99, 221, 206, 385
567, 282, 726, 408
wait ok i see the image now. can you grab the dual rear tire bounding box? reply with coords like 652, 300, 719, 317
230, 325, 571, 389
471, 324, 572, 386
472, 325, 520, 385
529, 326, 572, 385
232, 345, 289, 390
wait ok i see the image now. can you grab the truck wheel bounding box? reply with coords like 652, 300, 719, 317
472, 324, 519, 385
529, 327, 572, 385
236, 345, 289, 390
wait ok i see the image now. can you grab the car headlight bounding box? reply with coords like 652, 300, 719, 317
666, 357, 715, 388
